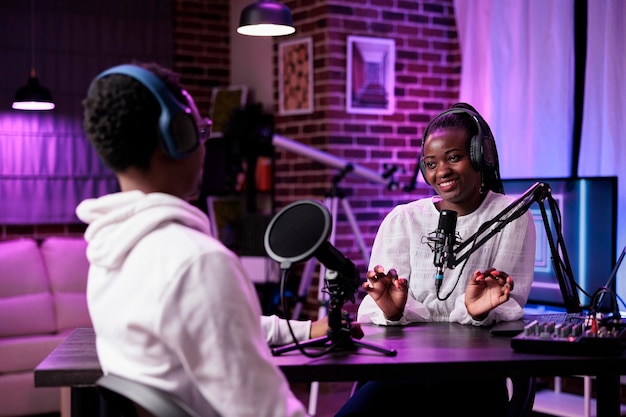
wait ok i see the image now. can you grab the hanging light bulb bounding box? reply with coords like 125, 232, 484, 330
237, 0, 295, 37
12, 0, 55, 111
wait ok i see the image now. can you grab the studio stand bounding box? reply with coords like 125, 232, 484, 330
291, 165, 370, 321
272, 270, 397, 357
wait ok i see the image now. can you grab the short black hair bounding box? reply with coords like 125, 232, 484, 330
82, 62, 186, 172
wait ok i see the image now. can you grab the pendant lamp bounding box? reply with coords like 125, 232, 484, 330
12, 0, 55, 111
237, 0, 295, 37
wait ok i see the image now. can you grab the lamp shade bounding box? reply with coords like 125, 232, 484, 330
237, 0, 295, 37
12, 68, 55, 111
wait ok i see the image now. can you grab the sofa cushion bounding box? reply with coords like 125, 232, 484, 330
0, 238, 57, 337
40, 237, 93, 332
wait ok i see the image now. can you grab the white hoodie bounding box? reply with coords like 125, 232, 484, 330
76, 191, 308, 417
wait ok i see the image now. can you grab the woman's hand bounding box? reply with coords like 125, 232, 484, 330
362, 265, 409, 321
465, 268, 514, 320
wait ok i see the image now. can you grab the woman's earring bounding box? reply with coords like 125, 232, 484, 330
479, 173, 487, 195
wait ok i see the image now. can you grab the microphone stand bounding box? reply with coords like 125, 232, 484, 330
271, 269, 397, 357
450, 182, 580, 312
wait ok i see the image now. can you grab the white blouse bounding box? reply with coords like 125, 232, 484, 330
358, 191, 537, 326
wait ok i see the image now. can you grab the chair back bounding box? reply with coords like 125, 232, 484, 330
96, 373, 212, 417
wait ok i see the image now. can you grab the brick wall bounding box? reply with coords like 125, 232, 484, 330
173, 0, 231, 117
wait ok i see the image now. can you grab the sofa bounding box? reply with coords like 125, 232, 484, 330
0, 236, 92, 417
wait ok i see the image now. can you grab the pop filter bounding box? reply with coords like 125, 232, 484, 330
264, 200, 331, 270
264, 199, 361, 295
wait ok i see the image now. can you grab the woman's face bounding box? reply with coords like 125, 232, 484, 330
422, 127, 483, 215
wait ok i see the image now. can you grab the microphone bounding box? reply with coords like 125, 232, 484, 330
314, 241, 361, 296
433, 209, 457, 291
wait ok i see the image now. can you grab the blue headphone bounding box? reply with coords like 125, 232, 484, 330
91, 64, 199, 160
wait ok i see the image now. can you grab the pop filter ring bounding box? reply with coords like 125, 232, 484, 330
264, 199, 331, 270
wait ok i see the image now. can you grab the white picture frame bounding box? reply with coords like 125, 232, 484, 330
346, 36, 395, 115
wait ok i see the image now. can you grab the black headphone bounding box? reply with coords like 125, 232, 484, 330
419, 105, 497, 185
91, 64, 199, 160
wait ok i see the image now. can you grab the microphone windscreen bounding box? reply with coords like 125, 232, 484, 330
264, 200, 331, 267
438, 209, 457, 231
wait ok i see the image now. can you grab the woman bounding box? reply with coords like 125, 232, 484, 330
335, 103, 536, 417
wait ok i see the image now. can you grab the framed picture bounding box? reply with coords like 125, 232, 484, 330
279, 37, 314, 116
346, 36, 395, 115
209, 85, 248, 137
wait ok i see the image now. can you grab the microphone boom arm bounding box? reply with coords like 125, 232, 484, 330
453, 182, 548, 265
450, 182, 579, 310
453, 182, 580, 307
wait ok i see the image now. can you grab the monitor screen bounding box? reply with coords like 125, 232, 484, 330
501, 176, 618, 310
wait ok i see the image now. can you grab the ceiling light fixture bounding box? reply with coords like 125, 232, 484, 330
237, 0, 295, 37
12, 0, 55, 111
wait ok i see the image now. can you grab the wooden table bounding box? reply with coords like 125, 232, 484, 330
35, 325, 626, 416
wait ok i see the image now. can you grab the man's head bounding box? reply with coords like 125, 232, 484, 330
83, 62, 210, 199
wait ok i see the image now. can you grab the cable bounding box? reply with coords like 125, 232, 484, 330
278, 268, 339, 358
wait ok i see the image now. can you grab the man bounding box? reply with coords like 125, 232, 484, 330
78, 62, 309, 417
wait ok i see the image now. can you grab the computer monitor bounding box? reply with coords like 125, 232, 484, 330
501, 176, 618, 310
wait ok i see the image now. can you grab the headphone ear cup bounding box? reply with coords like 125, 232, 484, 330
469, 133, 497, 171
160, 111, 199, 159
469, 134, 481, 169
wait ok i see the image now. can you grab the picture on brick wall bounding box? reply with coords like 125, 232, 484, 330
209, 85, 248, 137
346, 36, 395, 115
279, 37, 314, 116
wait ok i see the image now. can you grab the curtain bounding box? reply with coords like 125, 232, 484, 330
454, 0, 626, 303
0, 0, 172, 224
578, 0, 626, 301
0, 113, 118, 223
454, 0, 574, 179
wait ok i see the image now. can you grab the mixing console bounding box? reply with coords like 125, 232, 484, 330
511, 319, 626, 356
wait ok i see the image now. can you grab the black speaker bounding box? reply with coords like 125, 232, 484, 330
90, 64, 199, 160
419, 105, 496, 184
